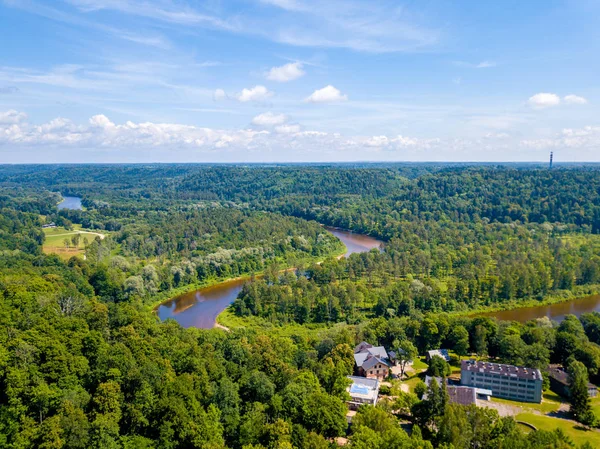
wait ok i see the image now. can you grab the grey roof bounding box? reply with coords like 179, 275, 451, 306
461, 359, 542, 381
425, 375, 443, 386
354, 344, 389, 368
362, 356, 391, 370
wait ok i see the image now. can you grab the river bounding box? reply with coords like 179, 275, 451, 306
156, 227, 383, 329
476, 294, 600, 323
58, 196, 83, 210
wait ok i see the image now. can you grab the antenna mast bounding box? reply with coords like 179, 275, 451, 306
549, 151, 553, 169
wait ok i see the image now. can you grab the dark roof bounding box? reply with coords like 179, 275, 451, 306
448, 386, 477, 406
461, 359, 542, 381
354, 341, 373, 353
548, 366, 569, 385
548, 365, 597, 390
424, 376, 476, 405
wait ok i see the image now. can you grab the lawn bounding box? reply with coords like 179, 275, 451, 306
411, 357, 428, 371
402, 375, 424, 393
516, 413, 600, 447
491, 391, 564, 414
591, 396, 600, 420
42, 226, 104, 259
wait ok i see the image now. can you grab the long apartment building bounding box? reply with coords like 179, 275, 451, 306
460, 359, 543, 403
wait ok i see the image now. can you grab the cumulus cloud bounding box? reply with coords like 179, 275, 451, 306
0, 109, 444, 157
10, 108, 599, 162
275, 124, 301, 134
252, 112, 288, 126
213, 88, 227, 101
527, 93, 561, 109
521, 125, 600, 150
0, 110, 270, 149
89, 114, 115, 128
305, 85, 348, 103
0, 109, 27, 124
266, 62, 305, 82
564, 94, 588, 105
237, 85, 273, 102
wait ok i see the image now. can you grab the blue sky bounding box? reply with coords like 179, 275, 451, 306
1, 0, 599, 162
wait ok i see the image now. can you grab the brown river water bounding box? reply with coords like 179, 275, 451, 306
155, 227, 383, 329
475, 294, 600, 323
156, 225, 600, 328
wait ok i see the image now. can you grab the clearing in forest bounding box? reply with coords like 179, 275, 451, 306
42, 225, 105, 259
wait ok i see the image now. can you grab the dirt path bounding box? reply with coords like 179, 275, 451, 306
49, 230, 105, 240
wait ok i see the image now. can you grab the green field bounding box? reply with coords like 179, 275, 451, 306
516, 413, 600, 446
591, 397, 600, 420
42, 225, 104, 259
491, 391, 564, 414
412, 357, 428, 371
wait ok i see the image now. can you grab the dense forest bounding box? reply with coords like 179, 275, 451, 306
1, 163, 600, 448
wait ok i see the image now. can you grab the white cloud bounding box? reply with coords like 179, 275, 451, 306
237, 85, 273, 102
521, 125, 600, 151
364, 135, 391, 147
213, 89, 227, 101
476, 61, 497, 68
252, 112, 288, 126
0, 109, 441, 156
305, 85, 348, 103
89, 114, 114, 128
484, 132, 510, 139
275, 124, 301, 133
0, 109, 27, 124
266, 62, 305, 82
564, 94, 588, 105
527, 92, 561, 109
5, 109, 600, 162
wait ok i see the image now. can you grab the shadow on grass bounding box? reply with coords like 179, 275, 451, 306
547, 410, 572, 420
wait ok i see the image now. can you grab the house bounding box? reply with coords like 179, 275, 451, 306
461, 359, 543, 403
346, 376, 380, 410
353, 342, 392, 379
426, 349, 451, 362
548, 364, 597, 399
42, 223, 57, 229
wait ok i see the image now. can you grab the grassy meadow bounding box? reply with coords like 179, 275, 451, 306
42, 225, 104, 259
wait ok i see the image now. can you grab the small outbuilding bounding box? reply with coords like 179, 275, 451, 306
548, 364, 597, 399
426, 349, 451, 362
